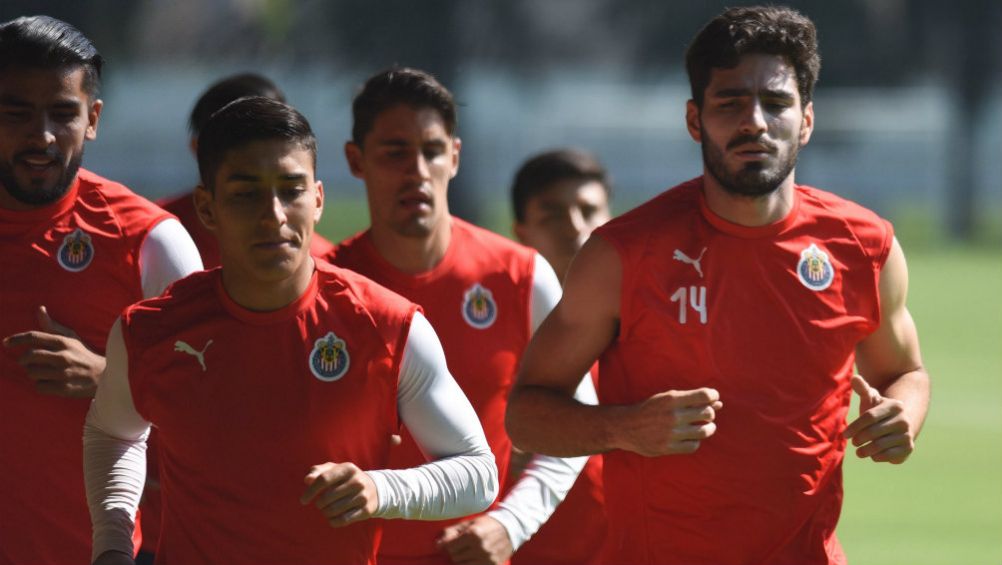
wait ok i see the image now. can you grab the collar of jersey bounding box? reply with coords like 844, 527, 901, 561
0, 175, 81, 224
215, 267, 320, 325
358, 220, 460, 288
697, 178, 802, 239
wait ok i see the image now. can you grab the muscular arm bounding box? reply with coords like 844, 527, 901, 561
845, 237, 930, 463
507, 235, 720, 458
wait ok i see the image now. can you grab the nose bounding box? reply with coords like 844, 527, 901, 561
26, 115, 57, 149
739, 100, 768, 136
405, 152, 431, 181
261, 191, 288, 226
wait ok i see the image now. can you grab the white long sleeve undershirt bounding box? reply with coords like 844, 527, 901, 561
84, 312, 497, 561
486, 253, 595, 551
139, 218, 204, 299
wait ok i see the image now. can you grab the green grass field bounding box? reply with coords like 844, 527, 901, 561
838, 243, 1002, 564
318, 199, 1002, 564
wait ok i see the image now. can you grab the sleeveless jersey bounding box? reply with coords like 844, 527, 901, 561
122, 261, 416, 565
594, 178, 893, 565
328, 218, 535, 565
158, 189, 335, 269
512, 367, 607, 565
0, 169, 168, 565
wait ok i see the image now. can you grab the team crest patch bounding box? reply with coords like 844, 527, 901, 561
57, 228, 95, 272
461, 283, 497, 329
309, 332, 350, 382
797, 243, 835, 291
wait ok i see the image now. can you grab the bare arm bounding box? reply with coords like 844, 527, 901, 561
506, 235, 720, 458
845, 237, 930, 463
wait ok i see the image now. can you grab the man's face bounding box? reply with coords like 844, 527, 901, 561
686, 53, 813, 197
345, 104, 460, 238
0, 66, 101, 208
514, 178, 610, 280
195, 139, 323, 287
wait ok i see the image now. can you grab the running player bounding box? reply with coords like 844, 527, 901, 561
509, 148, 611, 565
158, 72, 335, 267
84, 97, 497, 565
0, 16, 201, 565
327, 68, 591, 565
507, 6, 931, 564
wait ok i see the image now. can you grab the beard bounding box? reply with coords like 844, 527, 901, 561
701, 132, 800, 197
0, 148, 83, 206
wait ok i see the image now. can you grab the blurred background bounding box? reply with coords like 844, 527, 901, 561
2, 1, 999, 562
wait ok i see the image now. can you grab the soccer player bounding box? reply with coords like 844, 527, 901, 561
508, 148, 611, 565
158, 72, 336, 267
507, 6, 931, 565
0, 15, 201, 565
84, 97, 498, 565
327, 68, 591, 565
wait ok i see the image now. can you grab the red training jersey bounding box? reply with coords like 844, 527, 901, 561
122, 261, 416, 565
158, 189, 335, 269
0, 169, 168, 565
594, 178, 893, 565
328, 218, 535, 565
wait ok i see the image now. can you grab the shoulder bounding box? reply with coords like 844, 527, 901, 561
315, 259, 418, 324
451, 216, 536, 269
324, 229, 369, 266
796, 184, 894, 263
77, 169, 173, 236
122, 269, 217, 327
596, 177, 701, 257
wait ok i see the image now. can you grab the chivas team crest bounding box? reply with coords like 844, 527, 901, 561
461, 283, 497, 329
57, 228, 95, 272
796, 243, 834, 291
309, 332, 350, 381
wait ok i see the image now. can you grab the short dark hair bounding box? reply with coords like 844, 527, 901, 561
189, 73, 286, 136
511, 148, 611, 223
685, 5, 820, 107
197, 97, 317, 191
351, 67, 457, 145
0, 15, 103, 98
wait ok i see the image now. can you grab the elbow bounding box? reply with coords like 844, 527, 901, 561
475, 450, 500, 514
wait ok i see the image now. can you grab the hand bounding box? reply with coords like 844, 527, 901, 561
92, 549, 135, 565
437, 515, 514, 565
300, 462, 378, 527
844, 375, 915, 464
2, 306, 105, 398
617, 388, 722, 457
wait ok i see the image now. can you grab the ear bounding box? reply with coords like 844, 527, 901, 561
344, 141, 365, 179
313, 180, 325, 225
449, 137, 462, 180
799, 101, 814, 146
85, 99, 103, 141
189, 137, 199, 158
685, 100, 702, 143
193, 184, 217, 231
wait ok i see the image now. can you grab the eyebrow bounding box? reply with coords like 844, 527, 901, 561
711, 88, 796, 101
225, 172, 308, 182
0, 94, 82, 108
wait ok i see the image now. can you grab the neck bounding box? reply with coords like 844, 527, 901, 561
701, 171, 797, 227
369, 216, 452, 275
221, 256, 316, 312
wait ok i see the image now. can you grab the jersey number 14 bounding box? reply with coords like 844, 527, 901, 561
670, 286, 707, 325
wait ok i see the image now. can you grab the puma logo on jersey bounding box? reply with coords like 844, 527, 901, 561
174, 339, 213, 371
673, 247, 707, 278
